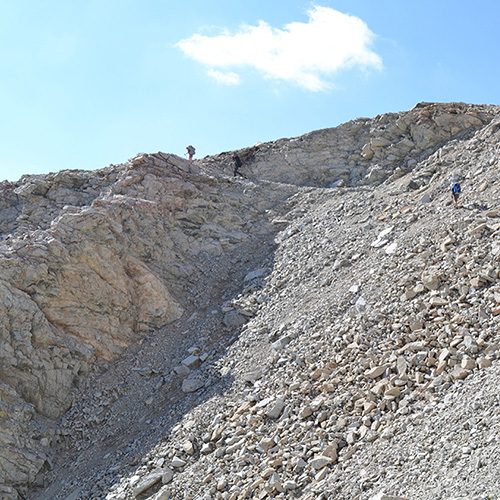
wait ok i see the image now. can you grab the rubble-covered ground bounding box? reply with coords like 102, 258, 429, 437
2, 103, 500, 500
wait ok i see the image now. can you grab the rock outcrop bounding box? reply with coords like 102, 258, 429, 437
209, 102, 494, 188
2, 102, 500, 499
0, 153, 290, 492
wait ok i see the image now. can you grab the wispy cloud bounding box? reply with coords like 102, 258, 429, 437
208, 69, 241, 85
176, 5, 382, 91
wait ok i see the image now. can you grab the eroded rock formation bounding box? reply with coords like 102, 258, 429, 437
1, 102, 499, 498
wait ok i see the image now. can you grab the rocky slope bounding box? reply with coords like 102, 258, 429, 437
1, 102, 500, 500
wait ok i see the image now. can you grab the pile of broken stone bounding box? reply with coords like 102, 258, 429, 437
94, 121, 500, 499
4, 102, 500, 500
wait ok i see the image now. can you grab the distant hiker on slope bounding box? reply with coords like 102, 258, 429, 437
186, 145, 195, 161
232, 155, 245, 178
451, 182, 461, 207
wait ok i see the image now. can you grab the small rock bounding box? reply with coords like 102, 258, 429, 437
423, 274, 440, 291
156, 487, 171, 500
355, 296, 366, 310
478, 357, 492, 368
162, 468, 174, 484
174, 364, 190, 376
346, 432, 357, 445
171, 457, 186, 468
385, 242, 397, 255
223, 311, 246, 328
451, 366, 469, 381
266, 397, 286, 419
200, 442, 215, 455
261, 467, 277, 479
371, 227, 394, 248
461, 358, 476, 370
323, 443, 338, 460
283, 480, 299, 490
367, 365, 387, 379
268, 472, 283, 492
181, 355, 201, 369
309, 455, 332, 469
183, 441, 195, 455
181, 378, 204, 393
369, 492, 407, 500
429, 297, 448, 307
132, 470, 164, 497
384, 387, 401, 398
396, 356, 408, 376
299, 405, 313, 419
216, 478, 227, 491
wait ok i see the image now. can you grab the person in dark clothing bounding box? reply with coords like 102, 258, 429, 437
232, 155, 245, 178
451, 182, 461, 207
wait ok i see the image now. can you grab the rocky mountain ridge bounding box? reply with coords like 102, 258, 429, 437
1, 102, 500, 499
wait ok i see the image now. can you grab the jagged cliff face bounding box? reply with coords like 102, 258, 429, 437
1, 102, 499, 498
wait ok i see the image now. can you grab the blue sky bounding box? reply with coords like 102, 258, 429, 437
1, 1, 499, 182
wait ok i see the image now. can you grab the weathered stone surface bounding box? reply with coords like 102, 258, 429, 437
309, 455, 333, 469
0, 485, 19, 500
266, 397, 286, 419
181, 355, 201, 370
223, 311, 247, 328
5, 102, 500, 500
367, 365, 387, 379
181, 378, 204, 393
132, 470, 164, 497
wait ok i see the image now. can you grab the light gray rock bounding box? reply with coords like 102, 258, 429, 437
244, 268, 267, 282
171, 457, 186, 468
266, 397, 286, 419
367, 365, 387, 379
181, 378, 205, 394
309, 456, 333, 470
371, 227, 394, 248
174, 364, 190, 376
223, 311, 246, 328
132, 470, 164, 497
181, 355, 201, 370
162, 468, 174, 484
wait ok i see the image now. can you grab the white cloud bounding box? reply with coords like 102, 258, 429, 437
176, 5, 382, 91
208, 69, 241, 85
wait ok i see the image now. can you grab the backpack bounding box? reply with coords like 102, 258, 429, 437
452, 183, 461, 194
187, 146, 195, 154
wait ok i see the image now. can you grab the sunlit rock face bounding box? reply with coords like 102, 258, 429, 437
1, 102, 499, 497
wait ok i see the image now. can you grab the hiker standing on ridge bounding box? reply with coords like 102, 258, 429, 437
451, 182, 461, 207
232, 154, 245, 178
186, 145, 195, 161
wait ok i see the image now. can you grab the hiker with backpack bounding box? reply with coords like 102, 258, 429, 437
451, 182, 461, 207
186, 145, 195, 161
232, 154, 245, 178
